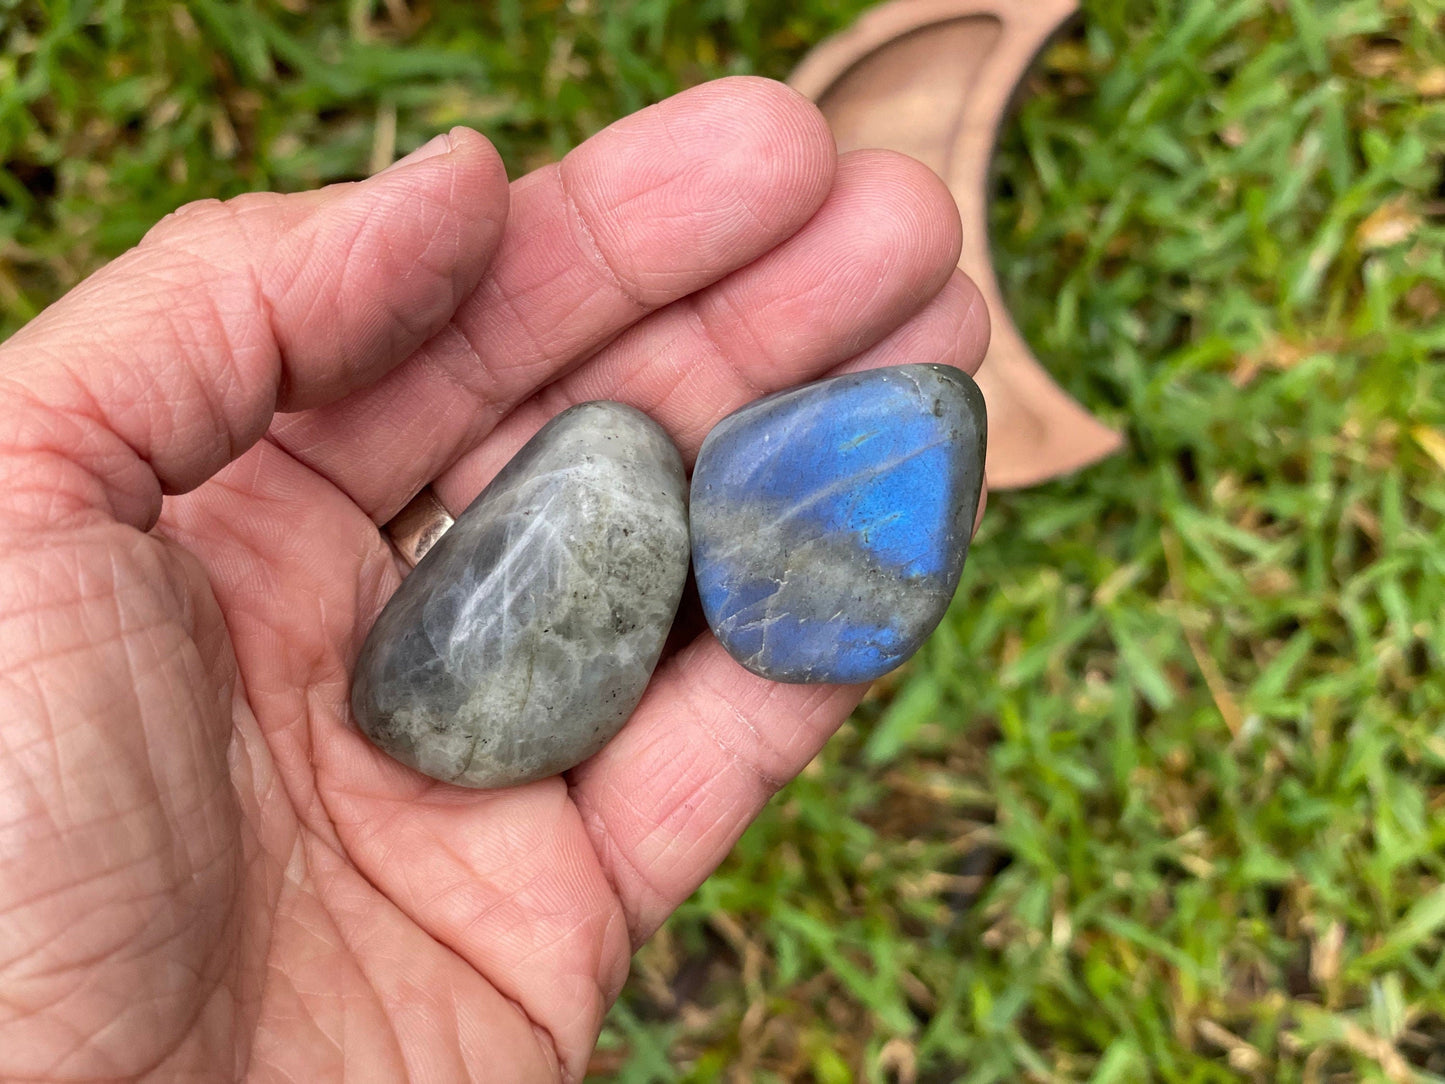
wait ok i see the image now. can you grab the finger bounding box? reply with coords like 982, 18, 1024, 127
0, 128, 508, 531
269, 77, 837, 521
562, 327, 988, 939
429, 151, 982, 511
568, 636, 867, 943
538, 148, 986, 937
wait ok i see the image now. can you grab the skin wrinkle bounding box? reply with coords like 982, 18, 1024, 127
7, 820, 217, 959
0, 598, 168, 666
106, 574, 180, 826
305, 196, 435, 376
555, 158, 655, 312
471, 259, 601, 378
394, 215, 470, 336
677, 679, 787, 795
244, 682, 337, 844
139, 229, 281, 474
632, 745, 755, 870
269, 859, 366, 1019
140, 992, 235, 1084
166, 487, 351, 863
0, 381, 160, 530
4, 878, 223, 1070
612, 350, 699, 438
214, 861, 287, 1079
570, 783, 671, 945
312, 841, 564, 1084
161, 326, 242, 474
4, 741, 182, 886
14, 258, 276, 527
167, 514, 283, 626
462, 203, 624, 368
249, 917, 352, 1080
702, 267, 809, 371
684, 296, 768, 400
0, 473, 98, 526
357, 790, 623, 1042
0, 741, 60, 850
394, 210, 460, 308
3, 860, 179, 977
701, 678, 798, 784
646, 106, 691, 193
567, 155, 739, 293
302, 742, 580, 1081
269, 219, 368, 407
650, 88, 829, 245
453, 879, 583, 967
582, 902, 632, 1006
573, 163, 700, 230
715, 172, 777, 241
237, 219, 306, 415
1, 702, 65, 858
81, 903, 236, 1083
157, 266, 265, 473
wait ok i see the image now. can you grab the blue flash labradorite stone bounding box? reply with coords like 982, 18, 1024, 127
690, 364, 987, 684
351, 402, 690, 788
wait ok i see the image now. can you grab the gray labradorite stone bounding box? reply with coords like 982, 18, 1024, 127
351, 402, 690, 788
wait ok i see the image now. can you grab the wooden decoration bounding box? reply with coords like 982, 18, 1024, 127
790, 0, 1123, 489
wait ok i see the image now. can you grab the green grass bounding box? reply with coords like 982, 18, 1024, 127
4, 1, 1445, 1080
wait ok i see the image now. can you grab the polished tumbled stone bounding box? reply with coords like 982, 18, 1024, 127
351, 402, 690, 788
690, 364, 986, 684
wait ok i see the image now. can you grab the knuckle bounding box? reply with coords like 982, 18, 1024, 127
141, 197, 229, 247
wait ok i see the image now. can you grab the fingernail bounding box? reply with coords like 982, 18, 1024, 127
378, 131, 453, 175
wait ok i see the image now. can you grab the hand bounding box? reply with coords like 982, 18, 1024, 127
0, 78, 987, 1082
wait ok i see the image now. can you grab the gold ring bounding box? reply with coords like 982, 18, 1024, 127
385, 487, 455, 568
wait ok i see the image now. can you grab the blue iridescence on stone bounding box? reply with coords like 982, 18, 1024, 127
690, 364, 986, 684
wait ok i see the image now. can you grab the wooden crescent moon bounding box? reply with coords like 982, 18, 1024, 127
790, 0, 1123, 489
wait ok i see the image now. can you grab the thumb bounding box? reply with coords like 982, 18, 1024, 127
0, 127, 509, 531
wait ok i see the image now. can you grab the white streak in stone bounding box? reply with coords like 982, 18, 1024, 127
351, 402, 690, 788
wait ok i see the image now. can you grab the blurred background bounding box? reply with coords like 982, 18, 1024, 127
3, 1, 1443, 1080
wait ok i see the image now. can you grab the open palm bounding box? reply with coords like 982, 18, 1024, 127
0, 79, 987, 1082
